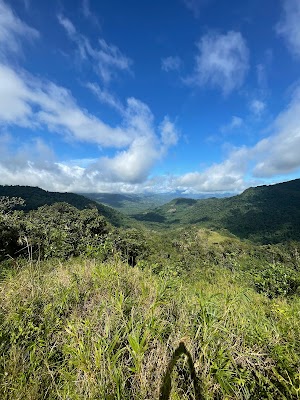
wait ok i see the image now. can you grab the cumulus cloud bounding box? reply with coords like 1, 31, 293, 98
188, 31, 249, 94
175, 147, 249, 192
252, 86, 300, 177
1, 74, 300, 195
161, 56, 182, 72
0, 63, 179, 184
0, 1, 180, 191
277, 0, 300, 58
57, 14, 132, 83
0, 0, 39, 60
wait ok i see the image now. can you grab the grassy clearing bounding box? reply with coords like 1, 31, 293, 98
0, 258, 299, 399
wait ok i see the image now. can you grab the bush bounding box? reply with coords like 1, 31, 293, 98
254, 263, 300, 298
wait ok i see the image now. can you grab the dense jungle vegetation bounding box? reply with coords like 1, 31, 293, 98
0, 181, 300, 399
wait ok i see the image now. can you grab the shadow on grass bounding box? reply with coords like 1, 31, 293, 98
159, 342, 203, 400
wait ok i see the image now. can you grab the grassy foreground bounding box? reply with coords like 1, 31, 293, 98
0, 258, 299, 399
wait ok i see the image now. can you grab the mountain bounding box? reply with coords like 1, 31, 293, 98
80, 192, 232, 215
133, 179, 300, 243
0, 185, 134, 228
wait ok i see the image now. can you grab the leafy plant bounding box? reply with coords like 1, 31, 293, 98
254, 263, 300, 298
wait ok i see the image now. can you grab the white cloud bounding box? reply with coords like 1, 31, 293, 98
161, 56, 182, 72
0, 64, 135, 147
85, 82, 124, 113
0, 2, 179, 190
58, 14, 132, 83
57, 14, 76, 37
159, 117, 179, 147
277, 0, 300, 58
0, 0, 39, 60
189, 31, 249, 94
175, 147, 249, 192
0, 64, 32, 125
177, 84, 300, 192
1, 75, 300, 195
89, 136, 159, 183
0, 63, 179, 186
220, 116, 243, 133
249, 99, 266, 116
252, 86, 300, 177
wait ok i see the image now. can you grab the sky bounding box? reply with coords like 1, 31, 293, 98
0, 0, 300, 194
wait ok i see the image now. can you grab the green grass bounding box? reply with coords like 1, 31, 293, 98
0, 257, 299, 399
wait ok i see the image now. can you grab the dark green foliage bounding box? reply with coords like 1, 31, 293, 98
0, 185, 134, 228
0, 201, 109, 260
110, 228, 149, 266
0, 196, 25, 260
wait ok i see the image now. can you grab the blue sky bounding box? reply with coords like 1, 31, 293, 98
0, 0, 300, 193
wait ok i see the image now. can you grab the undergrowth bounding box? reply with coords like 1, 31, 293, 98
0, 258, 299, 399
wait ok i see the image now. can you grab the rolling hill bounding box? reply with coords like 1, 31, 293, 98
80, 192, 232, 215
133, 179, 300, 243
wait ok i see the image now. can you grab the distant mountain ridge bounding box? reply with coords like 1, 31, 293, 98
0, 185, 133, 228
133, 179, 300, 243
80, 192, 232, 215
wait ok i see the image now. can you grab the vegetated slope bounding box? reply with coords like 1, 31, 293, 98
133, 178, 300, 243
1, 191, 300, 398
80, 192, 174, 215
1, 255, 300, 399
81, 192, 233, 215
0, 185, 134, 227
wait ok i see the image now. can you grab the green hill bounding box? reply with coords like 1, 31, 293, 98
80, 192, 174, 215
0, 185, 134, 228
80, 192, 231, 215
133, 179, 300, 243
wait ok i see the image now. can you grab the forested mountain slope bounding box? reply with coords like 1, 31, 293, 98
133, 179, 300, 243
0, 185, 134, 227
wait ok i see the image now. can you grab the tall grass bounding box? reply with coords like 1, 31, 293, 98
0, 258, 299, 399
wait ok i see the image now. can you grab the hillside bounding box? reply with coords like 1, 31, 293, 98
80, 192, 232, 215
80, 192, 175, 215
0, 224, 300, 399
1, 185, 300, 398
0, 185, 134, 228
133, 179, 300, 243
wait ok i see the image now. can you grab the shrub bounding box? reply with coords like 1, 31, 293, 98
254, 263, 300, 298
